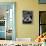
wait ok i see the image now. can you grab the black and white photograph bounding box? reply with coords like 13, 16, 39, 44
23, 11, 33, 24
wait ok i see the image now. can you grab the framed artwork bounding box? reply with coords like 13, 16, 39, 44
23, 11, 33, 24
39, 0, 46, 4
39, 11, 46, 35
0, 2, 16, 40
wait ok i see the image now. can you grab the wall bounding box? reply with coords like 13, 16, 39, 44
0, 0, 43, 40
16, 0, 39, 40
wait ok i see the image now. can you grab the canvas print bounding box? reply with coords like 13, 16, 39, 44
23, 11, 33, 24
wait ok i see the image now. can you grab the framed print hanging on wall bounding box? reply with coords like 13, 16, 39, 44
22, 10, 33, 24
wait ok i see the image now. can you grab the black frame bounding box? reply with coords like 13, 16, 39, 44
22, 10, 33, 24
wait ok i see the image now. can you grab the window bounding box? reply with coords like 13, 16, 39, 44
0, 2, 16, 40
39, 11, 46, 35
39, 0, 46, 4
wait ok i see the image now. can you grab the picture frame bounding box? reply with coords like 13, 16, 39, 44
39, 0, 46, 4
22, 10, 33, 24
